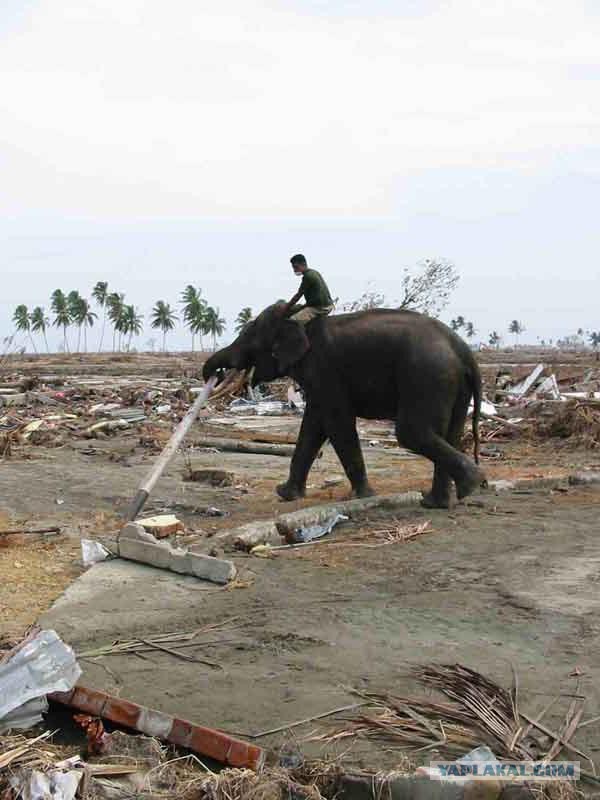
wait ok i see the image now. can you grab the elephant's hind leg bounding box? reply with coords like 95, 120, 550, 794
396, 412, 483, 508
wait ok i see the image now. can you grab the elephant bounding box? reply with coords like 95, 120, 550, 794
203, 302, 485, 509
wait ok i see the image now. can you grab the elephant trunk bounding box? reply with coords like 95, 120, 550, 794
203, 344, 244, 382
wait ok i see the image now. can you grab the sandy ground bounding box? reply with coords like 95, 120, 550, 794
2, 351, 600, 773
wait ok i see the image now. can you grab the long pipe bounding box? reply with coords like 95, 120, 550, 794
124, 375, 218, 521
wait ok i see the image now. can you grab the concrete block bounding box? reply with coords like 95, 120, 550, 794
188, 552, 237, 583
169, 547, 192, 574
569, 471, 600, 486
119, 524, 237, 584
119, 522, 155, 543
119, 537, 171, 570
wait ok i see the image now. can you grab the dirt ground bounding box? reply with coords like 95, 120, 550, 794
2, 352, 600, 774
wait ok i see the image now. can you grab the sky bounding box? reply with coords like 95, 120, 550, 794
1, 0, 599, 351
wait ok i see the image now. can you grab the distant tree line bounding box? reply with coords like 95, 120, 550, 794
8, 283, 243, 354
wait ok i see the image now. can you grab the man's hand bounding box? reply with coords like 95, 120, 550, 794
286, 291, 303, 313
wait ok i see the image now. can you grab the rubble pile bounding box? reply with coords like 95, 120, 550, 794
533, 399, 600, 449
0, 371, 298, 457
463, 363, 600, 451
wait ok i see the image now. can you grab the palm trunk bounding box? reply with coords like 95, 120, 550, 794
129, 331, 133, 350
99, 310, 106, 352
29, 332, 37, 354
84, 326, 88, 353
64, 326, 70, 354
191, 333, 195, 352
77, 326, 82, 353
44, 331, 49, 354
163, 331, 166, 352
112, 328, 116, 352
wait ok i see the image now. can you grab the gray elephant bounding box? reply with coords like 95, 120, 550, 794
203, 302, 484, 508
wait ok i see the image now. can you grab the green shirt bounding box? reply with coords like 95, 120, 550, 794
299, 269, 333, 308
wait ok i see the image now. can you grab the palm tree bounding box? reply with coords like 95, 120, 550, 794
508, 320, 525, 346
180, 285, 207, 351
72, 296, 97, 352
151, 301, 178, 352
121, 305, 144, 350
204, 306, 226, 350
489, 331, 501, 349
66, 291, 83, 351
106, 292, 125, 351
51, 290, 71, 353
465, 321, 476, 340
235, 307, 253, 333
589, 332, 600, 352
30, 307, 50, 353
13, 304, 37, 353
92, 281, 109, 352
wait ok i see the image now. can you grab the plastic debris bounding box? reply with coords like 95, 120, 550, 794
288, 513, 349, 544
9, 769, 82, 800
0, 629, 81, 728
81, 539, 111, 567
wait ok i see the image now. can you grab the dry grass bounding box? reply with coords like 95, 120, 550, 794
312, 664, 594, 771
0, 537, 82, 640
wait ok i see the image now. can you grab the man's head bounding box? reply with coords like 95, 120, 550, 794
290, 253, 307, 275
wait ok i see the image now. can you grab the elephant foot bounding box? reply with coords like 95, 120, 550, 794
351, 483, 376, 499
276, 481, 306, 502
421, 491, 452, 510
456, 467, 487, 501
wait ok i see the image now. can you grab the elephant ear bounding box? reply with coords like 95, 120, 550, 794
272, 320, 310, 371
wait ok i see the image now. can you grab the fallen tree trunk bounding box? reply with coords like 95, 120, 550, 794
190, 436, 295, 457
211, 520, 282, 551
276, 491, 423, 542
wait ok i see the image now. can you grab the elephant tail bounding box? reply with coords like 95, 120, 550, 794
469, 364, 482, 464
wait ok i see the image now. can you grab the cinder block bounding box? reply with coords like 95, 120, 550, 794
119, 538, 171, 570
188, 552, 237, 584
169, 548, 192, 574
118, 525, 237, 584
119, 522, 156, 543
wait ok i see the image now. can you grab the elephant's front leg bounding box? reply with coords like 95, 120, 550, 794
277, 404, 327, 501
325, 412, 375, 499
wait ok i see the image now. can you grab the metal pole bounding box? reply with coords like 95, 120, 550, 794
124, 376, 218, 522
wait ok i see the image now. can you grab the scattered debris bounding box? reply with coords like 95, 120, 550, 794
315, 663, 595, 769
0, 629, 81, 734
81, 539, 112, 567
286, 513, 349, 544
50, 684, 266, 769
189, 435, 295, 457
185, 467, 236, 486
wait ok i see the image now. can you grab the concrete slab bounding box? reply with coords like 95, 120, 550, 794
39, 490, 600, 774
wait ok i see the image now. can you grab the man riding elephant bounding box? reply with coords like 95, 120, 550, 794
286, 254, 335, 324
203, 301, 484, 509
